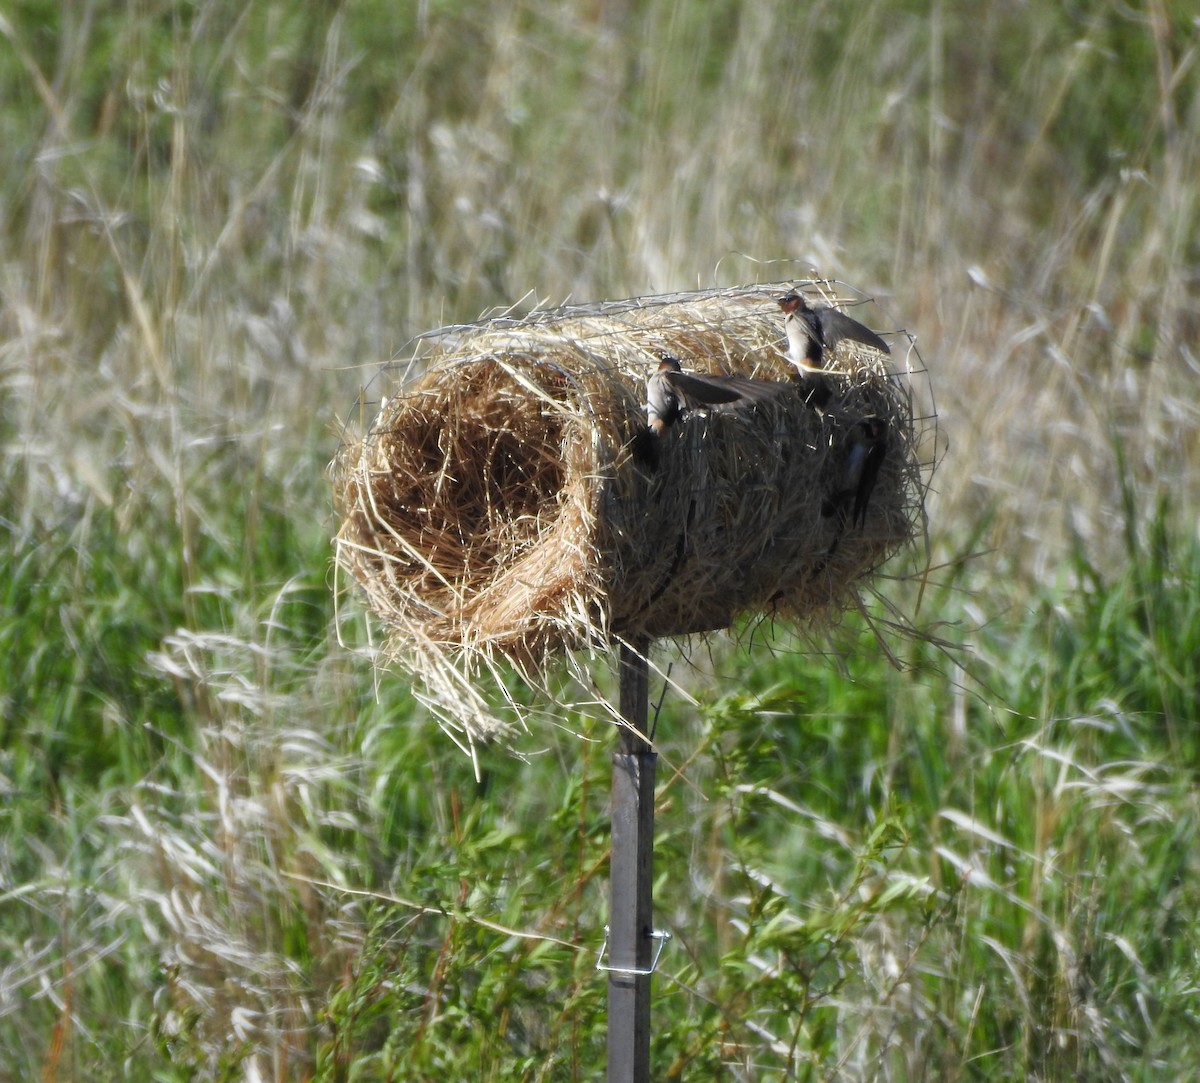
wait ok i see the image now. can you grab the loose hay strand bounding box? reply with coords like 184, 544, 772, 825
331, 282, 937, 742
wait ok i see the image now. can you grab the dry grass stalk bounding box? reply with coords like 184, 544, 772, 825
332, 282, 933, 740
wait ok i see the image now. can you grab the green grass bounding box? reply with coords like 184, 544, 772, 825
2, 0, 1199, 1079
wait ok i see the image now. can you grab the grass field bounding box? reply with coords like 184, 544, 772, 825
2, 1, 1198, 1079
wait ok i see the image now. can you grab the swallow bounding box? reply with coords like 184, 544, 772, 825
777, 293, 890, 404
644, 354, 746, 434
633, 354, 781, 467
822, 416, 888, 528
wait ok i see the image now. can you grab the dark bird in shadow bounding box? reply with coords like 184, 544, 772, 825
822, 416, 889, 528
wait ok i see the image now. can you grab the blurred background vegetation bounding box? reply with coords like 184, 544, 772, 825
1, 1, 1198, 1079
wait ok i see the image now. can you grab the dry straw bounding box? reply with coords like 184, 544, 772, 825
332, 282, 934, 744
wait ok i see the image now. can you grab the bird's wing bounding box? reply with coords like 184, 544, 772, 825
713, 375, 795, 400
667, 371, 797, 405
663, 370, 746, 405
815, 308, 891, 355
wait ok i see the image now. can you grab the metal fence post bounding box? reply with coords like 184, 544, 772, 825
606, 638, 656, 1083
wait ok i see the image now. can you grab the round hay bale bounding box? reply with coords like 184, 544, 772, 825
333, 282, 928, 683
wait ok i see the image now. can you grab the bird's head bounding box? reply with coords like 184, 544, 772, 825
777, 292, 809, 317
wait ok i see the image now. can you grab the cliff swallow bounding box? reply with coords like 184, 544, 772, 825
644, 354, 745, 434
777, 292, 890, 373
822, 416, 888, 528
633, 354, 781, 467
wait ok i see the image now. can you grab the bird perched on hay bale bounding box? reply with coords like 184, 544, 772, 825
635, 352, 787, 466
777, 291, 892, 408
644, 354, 743, 434
778, 291, 892, 370
331, 283, 928, 711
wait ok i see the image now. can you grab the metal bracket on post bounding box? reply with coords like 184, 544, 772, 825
596, 926, 672, 976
